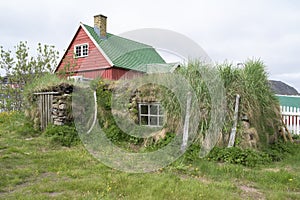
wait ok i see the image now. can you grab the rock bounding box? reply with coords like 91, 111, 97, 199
59, 104, 66, 110
58, 112, 65, 117
54, 121, 64, 126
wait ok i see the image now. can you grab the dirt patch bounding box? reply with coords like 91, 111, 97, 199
239, 185, 265, 200
194, 176, 212, 184
262, 168, 280, 173
263, 166, 293, 173
178, 173, 212, 184
44, 192, 64, 197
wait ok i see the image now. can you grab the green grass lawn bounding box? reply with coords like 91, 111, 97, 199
1, 113, 300, 199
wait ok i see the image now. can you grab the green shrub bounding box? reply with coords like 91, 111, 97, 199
207, 142, 299, 167
262, 142, 298, 162
207, 147, 272, 167
179, 143, 201, 163
292, 134, 300, 140
44, 124, 80, 147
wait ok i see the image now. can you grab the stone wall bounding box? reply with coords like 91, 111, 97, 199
52, 93, 72, 126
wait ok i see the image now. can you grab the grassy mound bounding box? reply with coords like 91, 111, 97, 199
89, 59, 282, 152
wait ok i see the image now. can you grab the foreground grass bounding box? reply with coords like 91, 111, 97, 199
1, 114, 300, 199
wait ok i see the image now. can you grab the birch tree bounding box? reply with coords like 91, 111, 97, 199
0, 41, 59, 111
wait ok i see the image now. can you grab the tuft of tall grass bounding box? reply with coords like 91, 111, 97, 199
163, 59, 281, 148
218, 59, 281, 146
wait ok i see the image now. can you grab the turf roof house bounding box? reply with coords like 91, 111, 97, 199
55, 14, 177, 80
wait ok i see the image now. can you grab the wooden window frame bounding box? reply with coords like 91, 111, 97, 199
138, 103, 164, 127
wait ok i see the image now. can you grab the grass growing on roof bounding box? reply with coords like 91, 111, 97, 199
168, 59, 281, 148
88, 59, 282, 152
217, 59, 281, 147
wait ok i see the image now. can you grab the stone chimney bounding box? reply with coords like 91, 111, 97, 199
94, 14, 107, 38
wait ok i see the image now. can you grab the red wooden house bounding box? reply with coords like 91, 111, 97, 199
55, 14, 177, 80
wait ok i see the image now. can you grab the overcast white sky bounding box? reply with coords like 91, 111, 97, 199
1, 0, 300, 91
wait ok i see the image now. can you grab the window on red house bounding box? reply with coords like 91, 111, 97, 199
74, 44, 89, 58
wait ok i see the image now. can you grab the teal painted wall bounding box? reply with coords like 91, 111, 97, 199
276, 95, 300, 108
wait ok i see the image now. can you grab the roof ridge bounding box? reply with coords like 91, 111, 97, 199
83, 24, 153, 48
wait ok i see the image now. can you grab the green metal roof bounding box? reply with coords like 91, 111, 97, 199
84, 24, 170, 73
144, 63, 179, 74
276, 95, 300, 108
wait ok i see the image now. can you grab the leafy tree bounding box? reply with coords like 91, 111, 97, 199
0, 41, 59, 111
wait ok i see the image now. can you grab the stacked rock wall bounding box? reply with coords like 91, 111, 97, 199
52, 93, 71, 126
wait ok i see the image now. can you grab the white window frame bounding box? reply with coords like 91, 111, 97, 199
74, 43, 89, 58
138, 103, 164, 127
